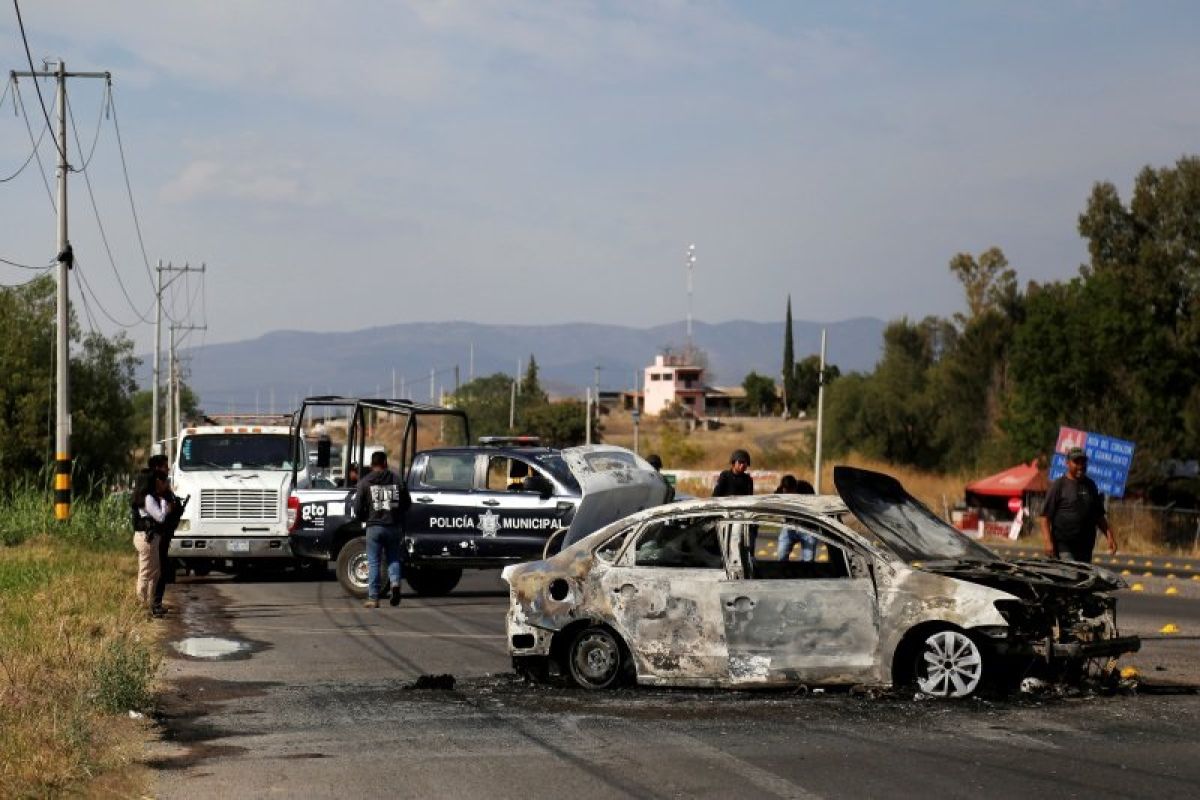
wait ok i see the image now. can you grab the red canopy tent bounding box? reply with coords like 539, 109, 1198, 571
965, 461, 1048, 498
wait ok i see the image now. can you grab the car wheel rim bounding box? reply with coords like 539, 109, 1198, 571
350, 553, 369, 588
917, 630, 982, 698
573, 631, 619, 686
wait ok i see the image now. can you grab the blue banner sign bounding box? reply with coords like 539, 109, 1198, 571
1049, 426, 1135, 498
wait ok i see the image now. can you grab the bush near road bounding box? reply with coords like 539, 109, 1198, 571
0, 494, 156, 797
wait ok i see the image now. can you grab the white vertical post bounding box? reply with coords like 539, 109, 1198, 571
813, 328, 827, 494
151, 261, 163, 455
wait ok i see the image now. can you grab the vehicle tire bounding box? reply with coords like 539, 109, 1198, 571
565, 625, 628, 690
335, 537, 371, 598
911, 628, 986, 699
404, 566, 462, 597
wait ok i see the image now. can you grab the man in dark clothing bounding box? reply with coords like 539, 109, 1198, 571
1040, 447, 1118, 563
353, 450, 411, 608
149, 454, 180, 615
715, 448, 756, 551
713, 449, 754, 497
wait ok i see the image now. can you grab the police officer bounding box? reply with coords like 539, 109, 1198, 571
353, 451, 411, 608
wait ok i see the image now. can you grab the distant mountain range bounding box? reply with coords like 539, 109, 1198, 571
140, 318, 885, 412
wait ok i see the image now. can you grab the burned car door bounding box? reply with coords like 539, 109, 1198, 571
600, 513, 729, 685
719, 517, 881, 686
405, 452, 480, 559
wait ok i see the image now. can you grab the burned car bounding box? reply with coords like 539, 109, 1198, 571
502, 466, 1139, 698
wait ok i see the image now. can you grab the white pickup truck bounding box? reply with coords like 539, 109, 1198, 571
170, 421, 306, 574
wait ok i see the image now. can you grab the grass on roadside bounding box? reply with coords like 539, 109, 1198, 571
0, 490, 156, 798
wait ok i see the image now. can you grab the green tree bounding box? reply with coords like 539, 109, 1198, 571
782, 296, 797, 416
130, 383, 203, 453
0, 274, 144, 489
948, 247, 1018, 324
792, 354, 840, 414
523, 400, 590, 447
519, 354, 548, 405
742, 372, 778, 416
450, 373, 516, 439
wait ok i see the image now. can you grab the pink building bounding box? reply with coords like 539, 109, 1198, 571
643, 354, 706, 417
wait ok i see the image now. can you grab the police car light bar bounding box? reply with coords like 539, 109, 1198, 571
479, 436, 542, 446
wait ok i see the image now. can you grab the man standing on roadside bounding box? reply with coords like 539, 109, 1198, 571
149, 454, 180, 616
713, 449, 754, 497
353, 450, 410, 608
1040, 447, 1118, 563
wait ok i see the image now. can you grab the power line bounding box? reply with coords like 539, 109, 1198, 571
0, 266, 51, 288
0, 254, 52, 269
12, 0, 68, 164
67, 90, 153, 325
70, 264, 99, 335
13, 81, 56, 210
65, 81, 108, 174
0, 76, 51, 183
107, 88, 156, 296
74, 257, 142, 329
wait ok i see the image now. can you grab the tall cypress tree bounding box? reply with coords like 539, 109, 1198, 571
782, 296, 795, 416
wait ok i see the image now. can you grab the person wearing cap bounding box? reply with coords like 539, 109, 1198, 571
1039, 447, 1117, 563
713, 449, 754, 497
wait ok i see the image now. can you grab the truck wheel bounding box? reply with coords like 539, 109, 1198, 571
404, 566, 462, 596
336, 537, 371, 598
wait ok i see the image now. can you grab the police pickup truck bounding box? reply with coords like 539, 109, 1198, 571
286, 397, 670, 597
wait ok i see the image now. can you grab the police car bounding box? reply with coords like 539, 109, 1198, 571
286, 398, 670, 597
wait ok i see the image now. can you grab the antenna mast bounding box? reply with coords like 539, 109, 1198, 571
685, 243, 696, 358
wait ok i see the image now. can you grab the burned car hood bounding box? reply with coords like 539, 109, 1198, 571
834, 465, 1001, 564
917, 557, 1127, 594
560, 446, 670, 547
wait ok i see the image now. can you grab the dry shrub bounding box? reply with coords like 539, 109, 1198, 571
0, 537, 157, 797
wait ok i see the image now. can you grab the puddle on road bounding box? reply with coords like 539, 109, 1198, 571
173, 636, 251, 659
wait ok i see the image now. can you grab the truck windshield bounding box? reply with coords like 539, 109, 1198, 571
180, 434, 296, 471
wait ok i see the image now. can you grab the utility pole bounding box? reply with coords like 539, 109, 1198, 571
813, 328, 828, 494
12, 61, 108, 520
509, 379, 517, 431
429, 368, 435, 402
152, 260, 204, 454
585, 388, 593, 445
166, 324, 203, 455
468, 342, 474, 382
594, 363, 602, 437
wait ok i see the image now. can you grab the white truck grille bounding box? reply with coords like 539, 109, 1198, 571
199, 489, 279, 521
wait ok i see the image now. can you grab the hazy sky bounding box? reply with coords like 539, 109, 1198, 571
2, 1, 1199, 355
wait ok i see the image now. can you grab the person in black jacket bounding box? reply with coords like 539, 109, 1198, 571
353, 450, 411, 608
1040, 447, 1117, 563
713, 449, 754, 497
148, 454, 179, 615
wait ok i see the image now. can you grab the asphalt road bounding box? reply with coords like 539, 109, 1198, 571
149, 568, 1200, 799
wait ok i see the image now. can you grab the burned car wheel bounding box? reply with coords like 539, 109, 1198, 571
913, 629, 985, 698
566, 626, 627, 690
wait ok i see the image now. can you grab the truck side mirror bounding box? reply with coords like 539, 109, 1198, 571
317, 438, 331, 468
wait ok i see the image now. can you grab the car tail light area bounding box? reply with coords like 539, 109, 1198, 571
286, 494, 300, 532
